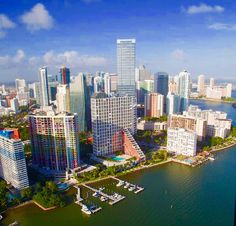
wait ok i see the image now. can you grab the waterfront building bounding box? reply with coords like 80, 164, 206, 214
59, 66, 70, 85
56, 84, 70, 113
0, 129, 29, 190
209, 78, 215, 88
167, 128, 197, 156
39, 67, 50, 107
144, 92, 164, 118
178, 70, 191, 112
29, 111, 80, 175
206, 87, 222, 100
137, 119, 167, 131
70, 73, 91, 131
117, 39, 136, 96
168, 114, 206, 141
91, 94, 137, 156
166, 92, 181, 115
197, 75, 205, 95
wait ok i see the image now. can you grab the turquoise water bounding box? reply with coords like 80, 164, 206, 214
112, 156, 125, 161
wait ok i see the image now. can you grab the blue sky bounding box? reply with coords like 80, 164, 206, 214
1, 0, 236, 82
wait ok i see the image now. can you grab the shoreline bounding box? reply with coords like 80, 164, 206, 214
190, 97, 236, 104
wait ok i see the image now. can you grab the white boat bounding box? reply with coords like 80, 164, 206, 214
124, 183, 130, 189
0, 215, 3, 221
81, 205, 92, 215
116, 180, 124, 187
128, 186, 136, 192
208, 157, 215, 161
92, 192, 100, 197
100, 196, 108, 202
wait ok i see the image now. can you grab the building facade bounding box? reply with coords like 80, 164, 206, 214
56, 84, 70, 113
0, 129, 29, 190
39, 67, 50, 107
117, 39, 136, 96
29, 111, 80, 174
59, 67, 70, 85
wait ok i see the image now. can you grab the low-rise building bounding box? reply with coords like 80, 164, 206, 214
137, 120, 167, 131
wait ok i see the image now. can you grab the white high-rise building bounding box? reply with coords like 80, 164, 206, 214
166, 92, 181, 115
167, 128, 197, 157
56, 84, 70, 113
0, 129, 29, 190
209, 78, 215, 88
15, 79, 26, 92
117, 39, 136, 96
135, 65, 151, 82
197, 74, 205, 95
39, 67, 50, 107
91, 93, 137, 156
104, 73, 111, 95
94, 75, 103, 93
178, 70, 190, 112
10, 98, 19, 113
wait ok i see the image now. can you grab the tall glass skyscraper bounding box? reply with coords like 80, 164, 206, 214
117, 39, 136, 96
39, 67, 50, 107
178, 70, 190, 112
154, 72, 169, 113
70, 73, 91, 131
59, 66, 70, 85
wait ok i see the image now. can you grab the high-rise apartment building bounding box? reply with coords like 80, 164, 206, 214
144, 93, 164, 118
56, 84, 70, 113
70, 73, 91, 131
197, 74, 205, 95
15, 79, 26, 92
104, 73, 111, 95
59, 66, 70, 85
178, 70, 190, 112
117, 39, 136, 96
0, 129, 29, 190
166, 92, 181, 115
39, 67, 50, 107
91, 93, 137, 156
209, 78, 215, 88
167, 128, 197, 156
29, 111, 80, 174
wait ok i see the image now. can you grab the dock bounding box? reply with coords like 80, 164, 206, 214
111, 176, 144, 194
82, 184, 126, 205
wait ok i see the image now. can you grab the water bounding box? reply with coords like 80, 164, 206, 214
1, 99, 236, 226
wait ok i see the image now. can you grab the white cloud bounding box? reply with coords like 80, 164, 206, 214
20, 3, 54, 32
208, 23, 236, 31
0, 14, 16, 38
42, 50, 107, 68
0, 49, 25, 66
171, 49, 186, 61
185, 3, 224, 14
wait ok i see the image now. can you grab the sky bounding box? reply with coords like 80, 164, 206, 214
1, 0, 236, 82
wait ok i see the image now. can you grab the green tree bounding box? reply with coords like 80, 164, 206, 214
21, 187, 33, 200
0, 181, 8, 211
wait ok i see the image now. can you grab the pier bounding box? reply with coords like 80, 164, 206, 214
82, 184, 126, 205
111, 177, 145, 194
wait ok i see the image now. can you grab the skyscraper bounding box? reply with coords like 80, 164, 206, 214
166, 92, 181, 115
104, 73, 111, 95
197, 74, 205, 95
59, 66, 70, 85
91, 93, 137, 156
144, 93, 164, 118
29, 111, 80, 174
117, 39, 136, 96
178, 70, 190, 112
70, 73, 91, 131
15, 79, 26, 92
39, 67, 50, 107
154, 72, 169, 113
0, 129, 29, 190
56, 84, 70, 113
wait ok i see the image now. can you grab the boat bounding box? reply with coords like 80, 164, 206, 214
128, 186, 136, 192
92, 191, 100, 197
100, 196, 108, 202
124, 183, 130, 189
208, 157, 215, 161
81, 205, 92, 215
0, 215, 3, 221
116, 180, 124, 187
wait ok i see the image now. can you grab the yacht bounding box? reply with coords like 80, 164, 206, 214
124, 183, 130, 189
81, 205, 92, 215
208, 157, 215, 161
100, 196, 108, 202
0, 215, 3, 221
116, 180, 124, 187
128, 186, 136, 192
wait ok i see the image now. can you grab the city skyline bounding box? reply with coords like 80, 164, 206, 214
1, 1, 236, 81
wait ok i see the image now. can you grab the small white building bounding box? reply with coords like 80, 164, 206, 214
167, 128, 197, 157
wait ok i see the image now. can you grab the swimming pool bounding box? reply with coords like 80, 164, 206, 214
112, 156, 125, 161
